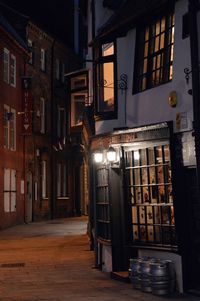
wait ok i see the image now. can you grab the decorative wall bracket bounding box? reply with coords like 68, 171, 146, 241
184, 67, 192, 84
118, 73, 128, 91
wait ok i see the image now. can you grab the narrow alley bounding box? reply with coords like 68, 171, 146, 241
0, 217, 198, 301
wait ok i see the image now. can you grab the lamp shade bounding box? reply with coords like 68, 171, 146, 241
94, 151, 103, 163
107, 146, 116, 162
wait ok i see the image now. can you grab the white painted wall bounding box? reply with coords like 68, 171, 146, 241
95, 0, 194, 136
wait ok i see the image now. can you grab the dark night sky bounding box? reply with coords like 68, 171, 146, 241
0, 0, 74, 46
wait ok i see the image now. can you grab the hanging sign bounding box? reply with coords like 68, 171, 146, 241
21, 77, 33, 134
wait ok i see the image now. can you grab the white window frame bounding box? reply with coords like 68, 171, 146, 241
71, 93, 86, 127
4, 105, 9, 149
3, 105, 16, 151
40, 97, 45, 133
4, 168, 16, 212
40, 48, 46, 71
3, 48, 10, 84
41, 161, 47, 198
10, 108, 16, 151
10, 54, 16, 87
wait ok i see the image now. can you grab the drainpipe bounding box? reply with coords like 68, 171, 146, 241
188, 0, 200, 193
50, 39, 56, 219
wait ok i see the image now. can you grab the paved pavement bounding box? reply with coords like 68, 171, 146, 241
0, 216, 199, 301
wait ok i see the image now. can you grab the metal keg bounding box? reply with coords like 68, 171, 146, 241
150, 260, 176, 295
129, 258, 141, 289
140, 258, 152, 293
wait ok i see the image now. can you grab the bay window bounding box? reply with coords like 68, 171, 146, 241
95, 42, 117, 118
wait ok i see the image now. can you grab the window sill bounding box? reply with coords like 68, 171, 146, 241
128, 243, 178, 253
95, 112, 117, 121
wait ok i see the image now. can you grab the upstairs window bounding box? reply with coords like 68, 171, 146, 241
69, 71, 88, 128
3, 48, 9, 83
3, 105, 16, 151
40, 48, 46, 71
133, 12, 175, 93
95, 42, 117, 118
40, 97, 45, 134
57, 106, 66, 138
28, 39, 34, 65
3, 48, 16, 87
10, 54, 16, 87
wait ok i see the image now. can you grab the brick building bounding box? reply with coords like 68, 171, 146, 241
0, 13, 29, 229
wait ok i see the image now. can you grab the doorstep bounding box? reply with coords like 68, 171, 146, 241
110, 271, 130, 283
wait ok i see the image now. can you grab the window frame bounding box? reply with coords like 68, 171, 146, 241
3, 48, 10, 84
40, 48, 46, 72
40, 97, 45, 134
68, 70, 89, 128
4, 168, 16, 213
41, 160, 47, 199
94, 41, 117, 120
3, 105, 16, 151
124, 142, 176, 248
133, 10, 175, 94
28, 39, 34, 65
10, 54, 16, 87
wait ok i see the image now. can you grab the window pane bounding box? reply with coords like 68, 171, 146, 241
99, 62, 114, 112
134, 12, 174, 92
102, 43, 114, 56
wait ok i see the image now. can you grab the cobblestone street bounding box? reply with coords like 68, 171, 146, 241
0, 217, 198, 301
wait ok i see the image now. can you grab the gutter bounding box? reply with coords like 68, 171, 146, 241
188, 0, 200, 193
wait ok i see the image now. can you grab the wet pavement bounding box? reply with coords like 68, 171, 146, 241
0, 216, 199, 301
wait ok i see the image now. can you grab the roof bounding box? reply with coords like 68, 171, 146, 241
0, 13, 28, 50
92, 0, 175, 44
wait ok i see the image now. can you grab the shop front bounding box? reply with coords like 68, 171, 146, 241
91, 122, 191, 293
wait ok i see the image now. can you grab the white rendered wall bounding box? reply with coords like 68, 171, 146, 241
95, 0, 193, 135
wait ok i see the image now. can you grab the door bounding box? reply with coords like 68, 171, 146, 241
185, 168, 200, 290
26, 172, 33, 223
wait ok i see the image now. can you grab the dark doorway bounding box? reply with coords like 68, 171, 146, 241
184, 168, 200, 291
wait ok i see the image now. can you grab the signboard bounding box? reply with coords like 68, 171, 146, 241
21, 77, 32, 134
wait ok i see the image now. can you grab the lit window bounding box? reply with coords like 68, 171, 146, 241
133, 12, 175, 93
95, 42, 116, 117
69, 71, 88, 127
124, 144, 176, 247
71, 94, 86, 126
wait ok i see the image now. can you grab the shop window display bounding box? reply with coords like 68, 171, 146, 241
125, 144, 176, 247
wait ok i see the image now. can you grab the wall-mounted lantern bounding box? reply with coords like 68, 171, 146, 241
107, 146, 117, 162
94, 150, 104, 163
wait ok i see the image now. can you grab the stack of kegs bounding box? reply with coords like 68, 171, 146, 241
129, 258, 141, 289
150, 260, 176, 295
129, 257, 176, 295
